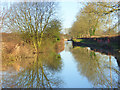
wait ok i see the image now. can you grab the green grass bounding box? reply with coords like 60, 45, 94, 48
73, 39, 83, 42
73, 39, 119, 51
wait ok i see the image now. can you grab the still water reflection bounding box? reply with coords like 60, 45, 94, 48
1, 41, 120, 88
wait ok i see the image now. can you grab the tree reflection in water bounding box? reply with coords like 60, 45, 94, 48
71, 47, 120, 88
2, 53, 62, 88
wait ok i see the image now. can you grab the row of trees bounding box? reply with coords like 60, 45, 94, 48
1, 2, 61, 52
70, 2, 119, 38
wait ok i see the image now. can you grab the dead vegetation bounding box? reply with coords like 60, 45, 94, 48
2, 33, 35, 71
1, 33, 64, 71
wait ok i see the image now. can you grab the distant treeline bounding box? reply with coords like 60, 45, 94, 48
69, 2, 119, 38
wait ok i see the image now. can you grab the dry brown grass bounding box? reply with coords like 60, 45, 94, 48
1, 33, 65, 71
2, 33, 35, 71
90, 34, 120, 38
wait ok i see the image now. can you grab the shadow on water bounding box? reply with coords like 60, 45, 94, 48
72, 38, 120, 67
71, 36, 120, 88
1, 40, 120, 88
63, 41, 120, 88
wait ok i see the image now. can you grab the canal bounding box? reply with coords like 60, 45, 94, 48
1, 41, 120, 88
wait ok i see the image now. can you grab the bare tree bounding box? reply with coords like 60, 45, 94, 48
2, 2, 57, 52
70, 2, 119, 37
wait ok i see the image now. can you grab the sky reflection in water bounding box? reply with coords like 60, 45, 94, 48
1, 41, 120, 88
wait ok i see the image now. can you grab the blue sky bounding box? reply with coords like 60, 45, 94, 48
1, 1, 82, 33
1, 1, 118, 33
59, 2, 81, 29
1, 1, 81, 29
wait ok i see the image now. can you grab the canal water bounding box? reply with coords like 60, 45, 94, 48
1, 41, 120, 88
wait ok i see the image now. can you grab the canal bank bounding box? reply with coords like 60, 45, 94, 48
1, 41, 120, 88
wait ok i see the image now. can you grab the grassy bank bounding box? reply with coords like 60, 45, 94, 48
72, 35, 120, 53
